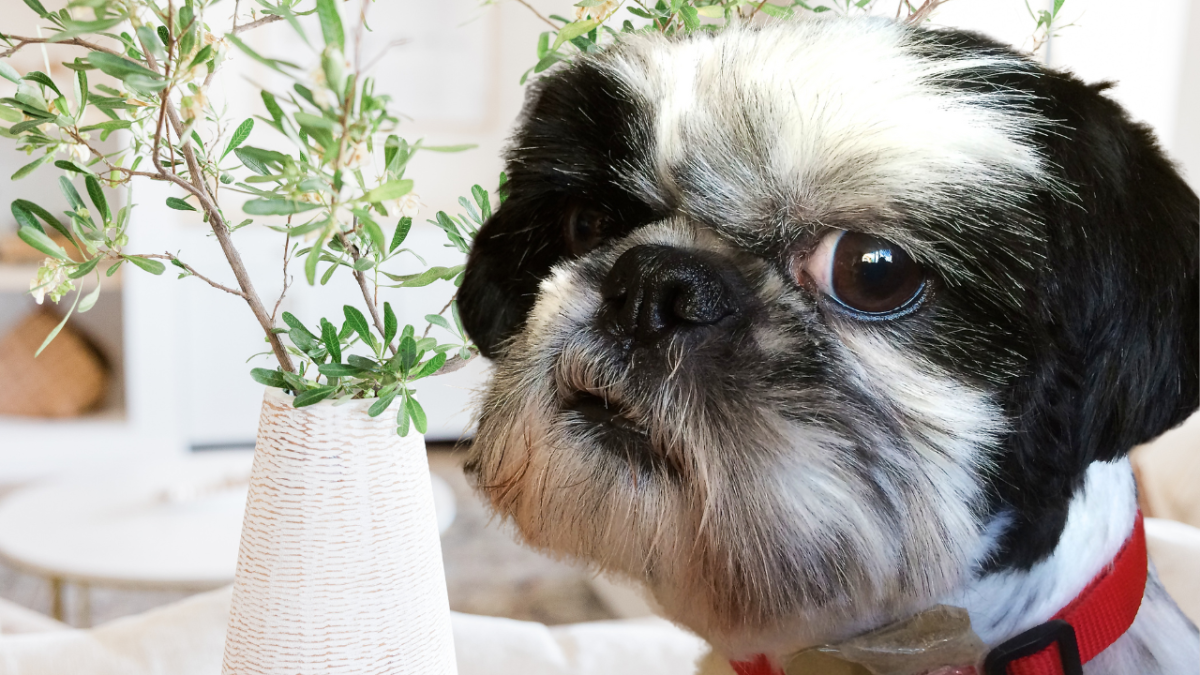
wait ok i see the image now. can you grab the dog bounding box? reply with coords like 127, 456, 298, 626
457, 15, 1199, 675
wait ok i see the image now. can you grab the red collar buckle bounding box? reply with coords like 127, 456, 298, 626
983, 619, 1082, 675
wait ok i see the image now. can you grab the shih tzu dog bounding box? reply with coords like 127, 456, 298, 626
457, 15, 1199, 675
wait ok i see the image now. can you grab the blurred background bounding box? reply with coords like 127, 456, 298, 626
0, 0, 1196, 633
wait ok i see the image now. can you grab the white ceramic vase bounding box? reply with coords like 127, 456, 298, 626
222, 387, 457, 675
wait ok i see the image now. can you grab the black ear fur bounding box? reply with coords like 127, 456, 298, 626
989, 70, 1199, 569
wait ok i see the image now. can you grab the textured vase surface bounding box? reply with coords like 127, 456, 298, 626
222, 387, 457, 675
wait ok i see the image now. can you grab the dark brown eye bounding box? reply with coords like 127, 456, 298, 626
800, 230, 926, 316
564, 206, 608, 257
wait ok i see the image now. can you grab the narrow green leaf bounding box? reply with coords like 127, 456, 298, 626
396, 395, 411, 436
406, 396, 428, 435
410, 352, 447, 380
19, 226, 69, 260
361, 217, 386, 256
0, 62, 19, 84
390, 217, 411, 252
77, 282, 102, 313
13, 199, 68, 240
11, 154, 51, 180
135, 26, 166, 60
34, 293, 78, 357
54, 160, 93, 175
305, 229, 328, 285
315, 0, 345, 52
22, 0, 49, 17
383, 302, 397, 346
225, 34, 299, 75
368, 387, 398, 417
294, 385, 337, 407
86, 52, 162, 81
166, 196, 197, 211
421, 144, 477, 153
243, 199, 321, 215
23, 72, 62, 97
552, 19, 600, 51
320, 318, 341, 363
59, 177, 85, 210
261, 91, 284, 126
85, 175, 110, 224
425, 314, 453, 332
399, 335, 417, 372
123, 255, 166, 275
362, 179, 413, 204
221, 118, 254, 159
317, 362, 363, 377
347, 355, 380, 372
67, 257, 102, 279
250, 367, 287, 388
381, 265, 464, 288
343, 305, 372, 342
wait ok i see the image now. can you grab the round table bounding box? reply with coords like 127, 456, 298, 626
0, 450, 456, 626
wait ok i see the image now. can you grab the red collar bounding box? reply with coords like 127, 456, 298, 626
732, 513, 1147, 675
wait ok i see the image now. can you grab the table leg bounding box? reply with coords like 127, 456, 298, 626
79, 582, 92, 627
49, 577, 64, 622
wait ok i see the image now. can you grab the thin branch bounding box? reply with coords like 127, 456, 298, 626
232, 14, 283, 35
748, 0, 771, 19
0, 34, 123, 59
272, 230, 292, 323
142, 253, 247, 298
904, 0, 952, 24
422, 294, 456, 339
431, 349, 478, 377
512, 0, 558, 29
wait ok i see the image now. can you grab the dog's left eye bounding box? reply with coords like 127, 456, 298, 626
564, 206, 609, 257
796, 230, 926, 317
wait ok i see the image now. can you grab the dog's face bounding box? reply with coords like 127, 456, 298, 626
457, 17, 1198, 655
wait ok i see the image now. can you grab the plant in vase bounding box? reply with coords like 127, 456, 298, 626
2, 0, 483, 671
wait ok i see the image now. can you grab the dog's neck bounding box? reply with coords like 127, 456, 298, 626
944, 457, 1139, 646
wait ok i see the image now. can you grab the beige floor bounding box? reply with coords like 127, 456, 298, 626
0, 446, 614, 628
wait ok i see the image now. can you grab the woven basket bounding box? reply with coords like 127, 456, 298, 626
0, 309, 108, 417
222, 387, 457, 675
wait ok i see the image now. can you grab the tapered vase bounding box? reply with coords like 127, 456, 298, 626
221, 387, 456, 674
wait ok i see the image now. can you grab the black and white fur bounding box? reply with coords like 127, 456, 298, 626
457, 16, 1200, 674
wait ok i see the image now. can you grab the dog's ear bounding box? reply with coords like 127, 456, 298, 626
988, 72, 1197, 568
1005, 72, 1198, 468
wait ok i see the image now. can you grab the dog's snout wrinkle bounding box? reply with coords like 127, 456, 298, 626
601, 244, 744, 344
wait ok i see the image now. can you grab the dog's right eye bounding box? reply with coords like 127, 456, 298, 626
796, 230, 927, 318
564, 206, 609, 257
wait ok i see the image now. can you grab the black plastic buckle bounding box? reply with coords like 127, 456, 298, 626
983, 619, 1083, 675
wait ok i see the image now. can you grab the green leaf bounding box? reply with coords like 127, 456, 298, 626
250, 367, 287, 388
390, 217, 411, 252
123, 255, 166, 275
34, 291, 78, 357
86, 52, 162, 82
68, 257, 103, 279
225, 34, 299, 75
396, 394, 411, 436
54, 160, 93, 175
11, 154, 52, 180
361, 216, 386, 256
406, 396, 427, 435
294, 111, 335, 131
135, 26, 166, 61
261, 91, 284, 126
425, 314, 453, 333
343, 305, 372, 342
305, 228, 328, 285
22, 0, 49, 17
678, 5, 700, 30
316, 0, 345, 52
362, 179, 413, 204
421, 144, 478, 153
77, 282, 102, 313
320, 318, 342, 363
235, 146, 289, 174
368, 387, 398, 417
0, 62, 19, 84
85, 175, 110, 224
23, 72, 62, 97
13, 199, 68, 240
221, 118, 254, 159
472, 185, 492, 221
166, 196, 197, 211
243, 199, 321, 215
59, 177, 85, 210
79, 120, 132, 134
410, 352, 447, 380
282, 313, 320, 353
399, 335, 417, 372
19, 226, 69, 260
383, 302, 397, 347
317, 362, 364, 377
187, 44, 214, 71
552, 18, 600, 51
0, 104, 21, 123
294, 385, 337, 407
382, 265, 464, 288
347, 355, 380, 372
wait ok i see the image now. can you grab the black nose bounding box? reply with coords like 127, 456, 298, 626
600, 244, 742, 344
